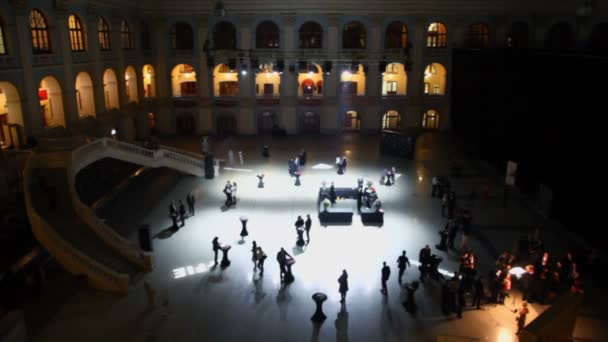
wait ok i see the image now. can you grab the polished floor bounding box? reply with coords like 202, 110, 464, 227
25, 133, 607, 342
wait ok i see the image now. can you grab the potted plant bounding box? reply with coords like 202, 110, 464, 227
322, 198, 331, 212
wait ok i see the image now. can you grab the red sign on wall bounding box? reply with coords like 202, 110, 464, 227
38, 89, 48, 101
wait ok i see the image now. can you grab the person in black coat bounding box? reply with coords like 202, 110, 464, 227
338, 270, 349, 303
381, 261, 391, 295
212, 237, 220, 265
436, 227, 449, 251
178, 200, 186, 227
397, 250, 411, 283
169, 201, 178, 229
305, 214, 312, 241
186, 192, 195, 216
295, 216, 304, 228
329, 182, 337, 204
472, 276, 484, 309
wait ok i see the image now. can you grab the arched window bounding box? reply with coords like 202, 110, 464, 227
141, 22, 150, 50
427, 22, 447, 48
382, 110, 401, 130
507, 22, 529, 48
468, 23, 489, 48
170, 22, 194, 50
546, 22, 573, 50
98, 17, 111, 51
423, 63, 447, 95
299, 21, 322, 49
590, 23, 608, 55
344, 110, 360, 130
68, 14, 85, 52
121, 20, 131, 49
382, 62, 407, 96
256, 21, 280, 48
343, 21, 366, 49
30, 10, 51, 53
1, 17, 8, 55
213, 21, 236, 50
385, 21, 408, 49
422, 109, 439, 129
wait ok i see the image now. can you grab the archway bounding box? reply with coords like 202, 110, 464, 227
124, 65, 138, 103
171, 64, 197, 97
0, 82, 25, 147
382, 110, 400, 130
255, 63, 281, 96
298, 63, 323, 97
213, 64, 238, 97
422, 109, 440, 129
300, 112, 320, 133
216, 113, 237, 135
382, 62, 407, 96
343, 110, 360, 131
258, 111, 276, 134
423, 63, 447, 95
142, 64, 156, 98
39, 76, 66, 128
75, 72, 95, 117
103, 68, 120, 110
340, 64, 366, 95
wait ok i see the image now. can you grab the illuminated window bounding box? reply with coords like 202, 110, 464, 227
98, 17, 111, 51
299, 21, 323, 49
148, 112, 155, 128
386, 81, 397, 95
344, 110, 360, 130
30, 9, 51, 53
427, 22, 447, 48
343, 21, 366, 49
170, 22, 194, 50
433, 84, 440, 94
424, 82, 430, 94
256, 21, 280, 48
422, 109, 439, 129
68, 14, 85, 52
0, 19, 7, 55
385, 21, 408, 49
382, 110, 401, 130
121, 20, 131, 50
468, 23, 489, 48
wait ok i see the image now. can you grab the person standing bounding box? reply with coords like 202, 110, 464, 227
169, 201, 178, 229
397, 250, 411, 283
238, 150, 244, 165
472, 276, 484, 309
228, 149, 235, 166
178, 200, 186, 227
212, 237, 220, 265
432, 176, 439, 197
295, 215, 304, 228
231, 182, 238, 205
441, 192, 448, 217
186, 192, 195, 216
338, 270, 349, 303
223, 181, 233, 206
201, 137, 209, 155
381, 261, 391, 295
251, 241, 258, 270
330, 182, 337, 204
276, 247, 292, 282
516, 302, 529, 334
305, 214, 312, 242
144, 281, 156, 310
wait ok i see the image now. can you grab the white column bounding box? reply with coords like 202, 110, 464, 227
55, 11, 79, 127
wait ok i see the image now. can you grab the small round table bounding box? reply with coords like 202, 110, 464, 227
220, 244, 232, 267
257, 174, 265, 188
263, 145, 270, 157
240, 216, 249, 238
284, 258, 296, 283
311, 292, 328, 322
294, 171, 302, 186
296, 227, 306, 247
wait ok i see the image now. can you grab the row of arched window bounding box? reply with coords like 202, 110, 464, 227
3, 10, 607, 56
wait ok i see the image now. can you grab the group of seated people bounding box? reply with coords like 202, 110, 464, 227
418, 245, 443, 281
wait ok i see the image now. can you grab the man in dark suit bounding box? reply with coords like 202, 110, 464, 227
397, 250, 411, 283
169, 201, 178, 229
178, 200, 186, 227
304, 214, 312, 241
381, 261, 391, 295
186, 192, 195, 216
212, 237, 220, 265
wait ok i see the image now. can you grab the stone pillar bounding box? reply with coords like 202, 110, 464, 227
365, 15, 382, 133
13, 3, 42, 136
327, 15, 339, 54
54, 9, 79, 128
409, 16, 426, 98
240, 15, 252, 50
86, 4, 106, 115
111, 12, 127, 107
195, 15, 211, 134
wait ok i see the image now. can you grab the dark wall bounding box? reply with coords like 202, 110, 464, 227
451, 49, 606, 245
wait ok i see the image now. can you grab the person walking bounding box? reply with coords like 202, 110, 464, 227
251, 241, 258, 270
212, 237, 220, 265
178, 200, 186, 227
305, 214, 312, 242
338, 270, 349, 303
397, 250, 411, 283
381, 261, 391, 295
516, 302, 529, 334
256, 246, 267, 275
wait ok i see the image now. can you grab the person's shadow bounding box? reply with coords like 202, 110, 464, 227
276, 286, 292, 321
335, 303, 349, 342
154, 226, 177, 240
253, 275, 266, 304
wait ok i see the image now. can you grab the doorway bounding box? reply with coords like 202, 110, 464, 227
217, 115, 237, 135
300, 112, 320, 133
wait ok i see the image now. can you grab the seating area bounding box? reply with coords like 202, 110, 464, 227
317, 186, 384, 225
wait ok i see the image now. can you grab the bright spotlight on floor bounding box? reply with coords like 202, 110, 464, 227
311, 163, 334, 170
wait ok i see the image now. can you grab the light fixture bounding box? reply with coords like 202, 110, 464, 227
308, 71, 314, 76
111, 128, 117, 136
241, 70, 247, 76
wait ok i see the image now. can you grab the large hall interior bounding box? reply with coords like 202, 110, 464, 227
1, 1, 607, 342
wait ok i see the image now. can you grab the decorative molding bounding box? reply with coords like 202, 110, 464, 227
239, 15, 252, 27
283, 14, 296, 26
328, 14, 341, 27
53, 0, 69, 13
